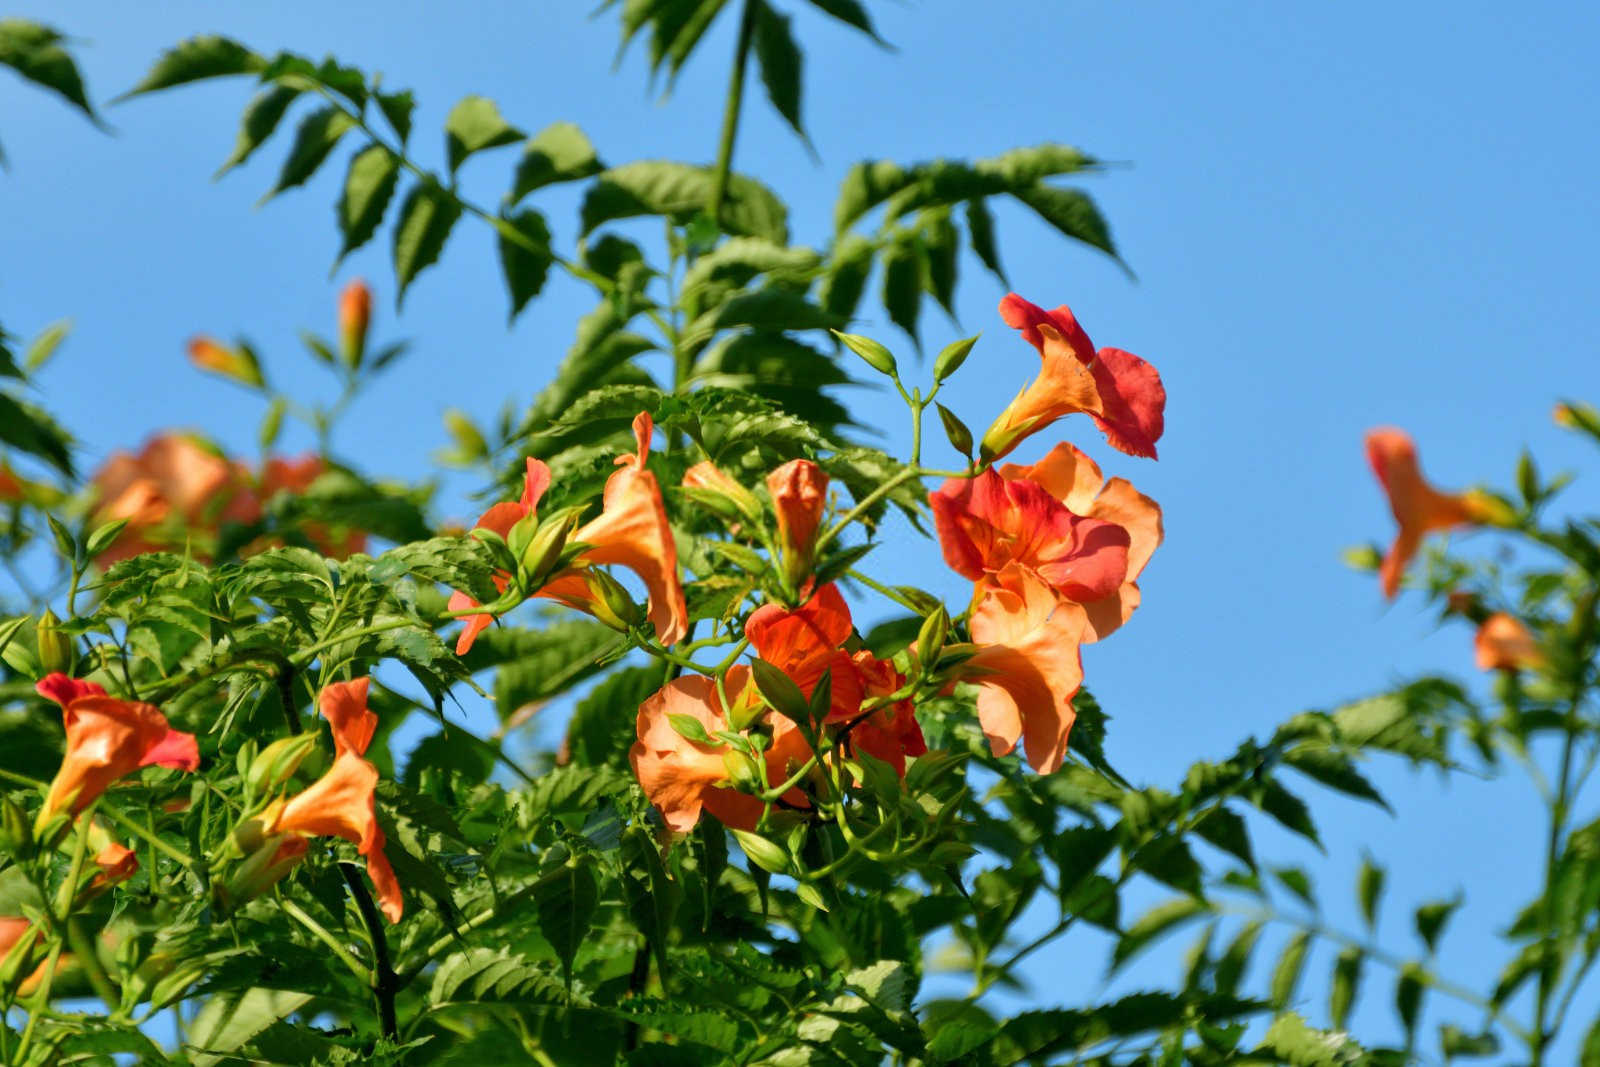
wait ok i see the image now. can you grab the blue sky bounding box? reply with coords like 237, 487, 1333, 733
4, 0, 1599, 1056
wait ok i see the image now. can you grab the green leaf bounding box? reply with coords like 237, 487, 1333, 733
1214, 920, 1263, 995
819, 232, 875, 319
261, 106, 356, 201
22, 320, 69, 373
430, 947, 568, 1005
683, 288, 840, 347
481, 621, 626, 718
0, 19, 96, 119
835, 159, 913, 233
1357, 855, 1384, 930
537, 861, 599, 989
1395, 962, 1424, 1038
569, 665, 662, 768
335, 142, 401, 262
920, 207, 958, 315
1011, 182, 1119, 261
511, 121, 604, 202
805, 0, 886, 42
376, 88, 415, 145
1269, 931, 1311, 1007
498, 209, 555, 321
1255, 779, 1321, 846
120, 35, 265, 99
1255, 1012, 1367, 1067
1440, 1025, 1499, 1058
965, 198, 1007, 285
1413, 896, 1459, 954
1112, 897, 1206, 970
580, 161, 788, 243
1194, 807, 1256, 871
444, 94, 524, 173
1329, 947, 1361, 1029
1272, 866, 1316, 910
880, 231, 922, 347
0, 393, 73, 475
186, 988, 313, 1067
646, 0, 733, 79
216, 84, 299, 177
392, 179, 463, 304
1283, 745, 1390, 811
751, 0, 807, 142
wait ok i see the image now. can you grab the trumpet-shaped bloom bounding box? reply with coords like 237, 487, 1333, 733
962, 564, 1087, 774
268, 751, 402, 923
1475, 613, 1544, 672
450, 414, 687, 654
982, 294, 1165, 462
932, 469, 1131, 606
1366, 428, 1495, 599
91, 434, 258, 563
35, 674, 200, 823
768, 459, 828, 574
744, 583, 864, 720
999, 442, 1163, 641
319, 678, 377, 757
629, 668, 811, 833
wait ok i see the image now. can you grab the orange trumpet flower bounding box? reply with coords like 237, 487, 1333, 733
34, 674, 200, 825
1365, 428, 1497, 599
1474, 613, 1544, 672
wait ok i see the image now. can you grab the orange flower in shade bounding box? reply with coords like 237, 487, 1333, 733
743, 584, 927, 771
961, 563, 1089, 774
450, 414, 687, 654
931, 466, 1131, 607
0, 461, 24, 501
1365, 428, 1498, 599
982, 293, 1166, 462
256, 454, 367, 558
263, 679, 401, 922
34, 674, 200, 825
997, 442, 1163, 641
90, 434, 259, 564
1475, 613, 1545, 672
629, 668, 811, 833
0, 918, 48, 996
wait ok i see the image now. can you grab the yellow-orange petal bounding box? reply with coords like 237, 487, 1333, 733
1474, 613, 1544, 672
767, 459, 829, 560
1365, 429, 1488, 599
319, 678, 377, 758
980, 322, 1104, 462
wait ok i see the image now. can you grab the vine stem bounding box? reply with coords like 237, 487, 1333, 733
707, 0, 758, 225
341, 861, 398, 1040
282, 898, 371, 986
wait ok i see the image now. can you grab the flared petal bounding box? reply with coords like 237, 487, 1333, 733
319, 678, 377, 758
745, 584, 864, 720
36, 674, 107, 709
40, 694, 199, 821
271, 752, 402, 921
1087, 347, 1166, 460
566, 414, 687, 645
965, 564, 1086, 774
1366, 428, 1490, 598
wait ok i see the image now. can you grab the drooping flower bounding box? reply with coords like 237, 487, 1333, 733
931, 467, 1131, 606
34, 674, 200, 826
262, 679, 401, 922
960, 563, 1088, 774
744, 583, 864, 720
450, 414, 687, 654
629, 668, 811, 833
997, 442, 1163, 641
981, 294, 1165, 462
1365, 428, 1497, 599
1475, 613, 1544, 672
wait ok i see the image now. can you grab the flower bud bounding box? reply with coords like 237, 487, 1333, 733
223, 833, 308, 909
187, 336, 265, 388
0, 797, 31, 861
730, 828, 792, 875
35, 609, 73, 676
721, 750, 761, 792
246, 734, 319, 797
517, 508, 583, 588
582, 567, 646, 632
915, 605, 949, 671
767, 459, 828, 591
682, 462, 761, 523
339, 279, 372, 370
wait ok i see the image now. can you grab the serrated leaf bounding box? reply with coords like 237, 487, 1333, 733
1269, 931, 1311, 1007
216, 84, 299, 176
1395, 962, 1424, 1037
1414, 897, 1459, 954
262, 106, 355, 200
1330, 947, 1361, 1028
430, 946, 567, 1005
444, 94, 524, 173
1272, 866, 1316, 910
819, 232, 875, 319
0, 393, 72, 475
965, 198, 1006, 285
805, 0, 885, 41
511, 121, 604, 201
1284, 745, 1390, 810
392, 179, 463, 304
580, 161, 787, 243
332, 142, 401, 263
0, 19, 96, 119
1256, 779, 1320, 846
498, 209, 554, 321
920, 207, 958, 314
376, 88, 415, 144
880, 231, 922, 347
752, 0, 807, 142
187, 988, 313, 1067
120, 35, 265, 99
1215, 920, 1263, 995
1011, 182, 1119, 261
1256, 1012, 1367, 1066
1112, 897, 1206, 970
537, 862, 599, 989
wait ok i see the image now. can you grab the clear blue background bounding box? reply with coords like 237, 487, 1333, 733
3, 0, 1598, 1057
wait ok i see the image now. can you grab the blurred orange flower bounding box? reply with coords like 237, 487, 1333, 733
629, 668, 810, 833
981, 294, 1165, 462
34, 673, 200, 825
1365, 428, 1496, 599
91, 434, 258, 563
1475, 613, 1544, 672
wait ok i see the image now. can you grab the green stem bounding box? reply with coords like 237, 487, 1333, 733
282, 899, 371, 986
97, 806, 198, 871
814, 467, 924, 553
14, 938, 64, 1062
65, 916, 120, 1015
843, 569, 929, 615
340, 862, 398, 1040
707, 0, 758, 226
